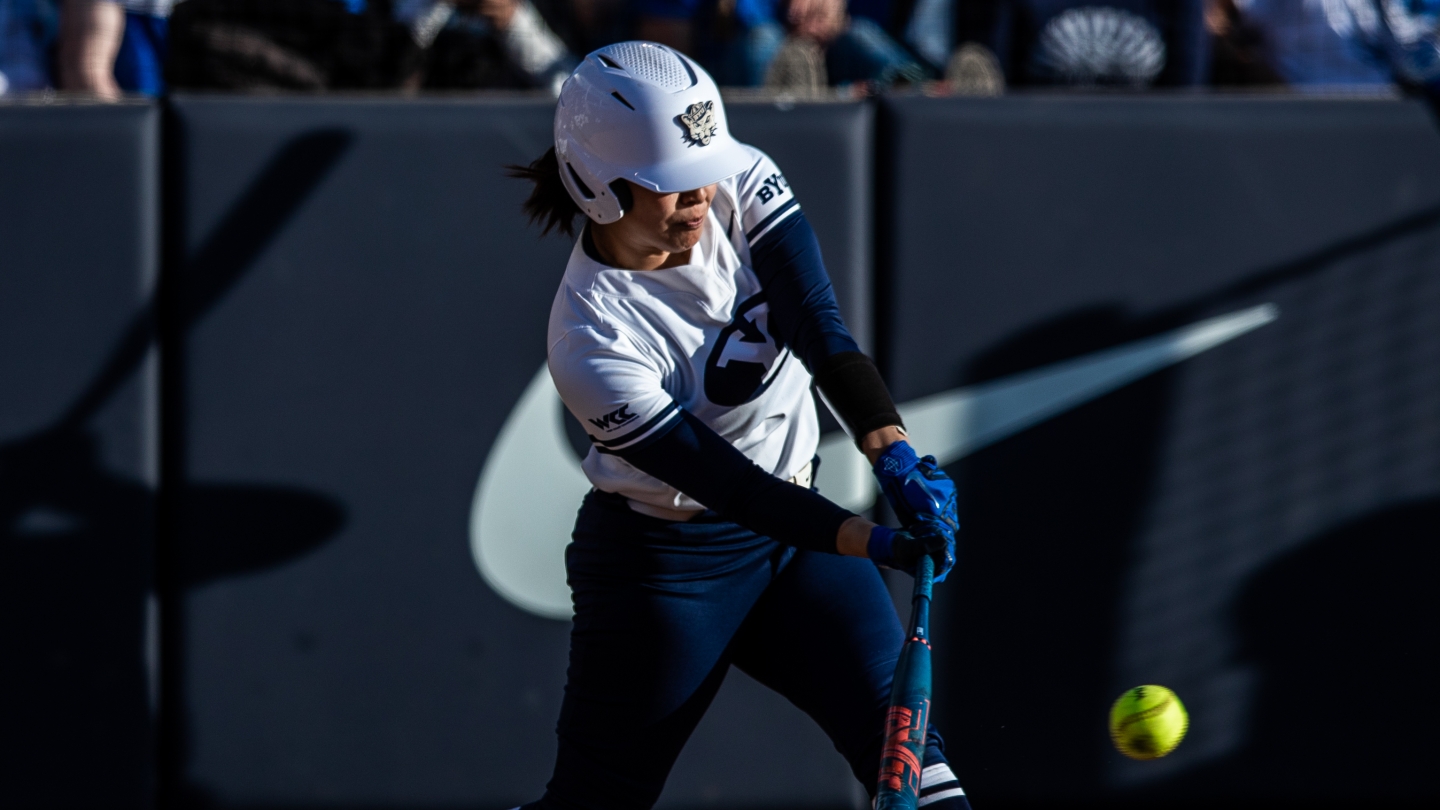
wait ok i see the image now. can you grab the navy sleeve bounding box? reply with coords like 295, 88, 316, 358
616, 409, 855, 554
748, 211, 860, 372
749, 211, 904, 438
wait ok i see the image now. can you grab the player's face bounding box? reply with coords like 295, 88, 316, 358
627, 182, 717, 255
590, 182, 717, 270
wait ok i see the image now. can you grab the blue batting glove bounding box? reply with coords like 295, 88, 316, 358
867, 520, 956, 582
873, 440, 959, 532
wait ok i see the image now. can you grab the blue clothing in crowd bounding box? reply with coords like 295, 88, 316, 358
115, 8, 169, 95
637, 0, 925, 86
636, 0, 782, 84
828, 15, 926, 83
0, 0, 58, 94
1241, 0, 1389, 85
110, 0, 174, 96
636, 0, 779, 28
1319, 0, 1440, 88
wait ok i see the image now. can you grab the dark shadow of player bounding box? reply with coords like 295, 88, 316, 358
925, 202, 1440, 806
930, 305, 1183, 802
1148, 498, 1440, 808
0, 427, 343, 806
0, 129, 353, 809
1232, 498, 1440, 797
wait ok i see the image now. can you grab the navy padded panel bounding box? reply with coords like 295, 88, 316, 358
0, 101, 159, 808
880, 96, 1440, 398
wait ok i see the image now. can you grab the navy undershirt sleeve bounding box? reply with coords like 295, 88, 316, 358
749, 211, 904, 437
748, 212, 860, 371
615, 410, 855, 554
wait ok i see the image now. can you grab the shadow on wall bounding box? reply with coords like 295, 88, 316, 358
0, 128, 357, 807
0, 428, 343, 805
1164, 498, 1440, 802
928, 200, 1440, 806
162, 127, 361, 808
0, 429, 156, 806
933, 305, 1181, 798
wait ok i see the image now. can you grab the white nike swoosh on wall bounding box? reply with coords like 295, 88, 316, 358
472, 304, 1278, 620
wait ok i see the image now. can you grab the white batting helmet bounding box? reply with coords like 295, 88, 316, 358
554, 41, 752, 224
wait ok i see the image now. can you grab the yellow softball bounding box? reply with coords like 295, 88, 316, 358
1109, 685, 1188, 760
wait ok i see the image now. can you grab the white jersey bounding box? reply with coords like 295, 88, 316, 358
547, 144, 815, 520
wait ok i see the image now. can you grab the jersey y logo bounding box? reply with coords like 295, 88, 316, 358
704, 293, 786, 406
588, 404, 638, 431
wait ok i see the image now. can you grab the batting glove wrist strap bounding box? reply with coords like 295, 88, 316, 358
867, 525, 898, 567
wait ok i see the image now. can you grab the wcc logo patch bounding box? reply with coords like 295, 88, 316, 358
704, 293, 787, 406
588, 404, 638, 432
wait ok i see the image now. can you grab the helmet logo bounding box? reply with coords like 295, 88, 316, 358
678, 101, 718, 147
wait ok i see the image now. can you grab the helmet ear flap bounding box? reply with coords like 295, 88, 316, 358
558, 156, 624, 224
565, 162, 596, 199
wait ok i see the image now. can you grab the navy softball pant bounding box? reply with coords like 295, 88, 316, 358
524, 488, 970, 809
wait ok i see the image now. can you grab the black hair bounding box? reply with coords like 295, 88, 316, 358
507, 147, 634, 238
506, 147, 582, 237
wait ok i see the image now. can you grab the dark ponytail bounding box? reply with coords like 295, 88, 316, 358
507, 147, 582, 237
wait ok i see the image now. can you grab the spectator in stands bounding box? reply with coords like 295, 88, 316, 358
901, 0, 1005, 92
166, 0, 418, 92
1327, 0, 1440, 92
630, 0, 922, 88
58, 0, 174, 98
568, 0, 627, 52
407, 0, 576, 91
1231, 0, 1434, 91
166, 0, 573, 92
0, 0, 58, 96
631, 0, 785, 85
1204, 0, 1281, 86
918, 0, 1210, 88
765, 0, 928, 90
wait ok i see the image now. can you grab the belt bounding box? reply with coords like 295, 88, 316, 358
627, 459, 814, 522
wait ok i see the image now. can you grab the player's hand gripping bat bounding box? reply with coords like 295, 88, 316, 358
876, 553, 934, 808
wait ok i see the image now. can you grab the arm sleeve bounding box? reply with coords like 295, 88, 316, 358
733, 148, 905, 438
621, 412, 854, 554
549, 327, 854, 553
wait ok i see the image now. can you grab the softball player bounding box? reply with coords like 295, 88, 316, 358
511, 41, 970, 809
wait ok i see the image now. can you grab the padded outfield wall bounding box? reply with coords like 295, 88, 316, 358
879, 96, 1440, 806
1, 94, 1437, 809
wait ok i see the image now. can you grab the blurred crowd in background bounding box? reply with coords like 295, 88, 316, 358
1, 0, 1438, 98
